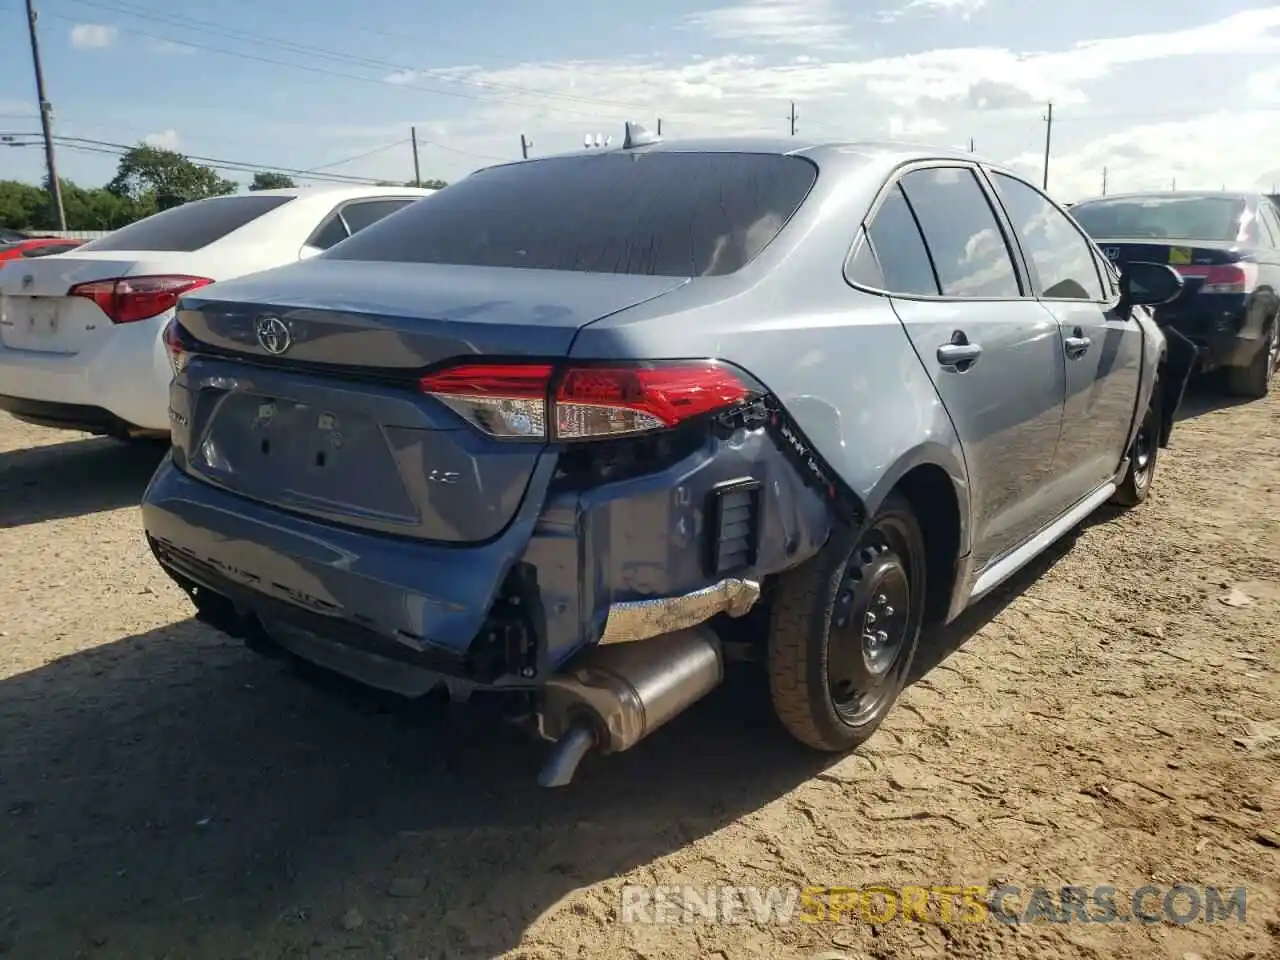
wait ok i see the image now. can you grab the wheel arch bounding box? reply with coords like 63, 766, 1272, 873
864, 444, 970, 627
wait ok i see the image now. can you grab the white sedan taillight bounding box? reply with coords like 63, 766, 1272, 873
67, 275, 213, 324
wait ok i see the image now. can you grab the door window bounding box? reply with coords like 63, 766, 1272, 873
990, 172, 1104, 301
897, 167, 1022, 298
858, 183, 939, 295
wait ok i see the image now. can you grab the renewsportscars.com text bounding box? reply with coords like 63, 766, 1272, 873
619, 884, 1248, 926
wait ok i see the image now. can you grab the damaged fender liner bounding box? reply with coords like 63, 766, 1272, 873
765, 401, 868, 532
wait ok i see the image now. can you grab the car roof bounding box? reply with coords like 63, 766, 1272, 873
483, 135, 985, 169
222, 184, 435, 200
1071, 190, 1258, 206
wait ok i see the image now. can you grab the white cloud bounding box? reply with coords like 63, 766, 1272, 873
887, 115, 948, 138
143, 129, 181, 150
1010, 110, 1280, 202
686, 0, 854, 48
0, 98, 37, 117
383, 70, 418, 85
879, 0, 987, 20
147, 39, 195, 56
297, 8, 1280, 201
69, 23, 117, 49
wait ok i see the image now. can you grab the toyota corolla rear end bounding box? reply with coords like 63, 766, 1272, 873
140, 144, 838, 785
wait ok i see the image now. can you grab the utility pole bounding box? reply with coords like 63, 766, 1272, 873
789, 101, 797, 136
1041, 101, 1053, 191
1102, 166, 1108, 195
410, 126, 421, 187
656, 118, 662, 135
520, 133, 531, 159
24, 0, 65, 230
968, 137, 974, 153
1171, 177, 1176, 190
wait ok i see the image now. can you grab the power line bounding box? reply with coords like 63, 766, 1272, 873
301, 139, 409, 173
60, 0, 727, 125
3, 132, 400, 184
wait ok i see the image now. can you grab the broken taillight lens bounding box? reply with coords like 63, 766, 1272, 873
417, 360, 757, 441
161, 317, 191, 377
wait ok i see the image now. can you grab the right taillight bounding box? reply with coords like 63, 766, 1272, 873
418, 360, 759, 441
1173, 262, 1257, 294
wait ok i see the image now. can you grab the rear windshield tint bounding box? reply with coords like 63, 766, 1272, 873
79, 195, 296, 252
326, 152, 818, 277
1070, 196, 1248, 242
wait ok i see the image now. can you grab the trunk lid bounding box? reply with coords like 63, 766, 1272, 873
1094, 238, 1247, 287
0, 252, 186, 355
173, 259, 688, 543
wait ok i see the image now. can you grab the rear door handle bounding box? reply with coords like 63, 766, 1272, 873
937, 342, 983, 368
1065, 327, 1092, 358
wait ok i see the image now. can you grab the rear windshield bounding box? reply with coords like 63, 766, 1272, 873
1070, 196, 1248, 242
325, 152, 818, 277
79, 194, 295, 252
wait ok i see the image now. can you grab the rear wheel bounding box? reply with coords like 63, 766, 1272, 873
1110, 385, 1160, 508
1226, 321, 1277, 399
767, 491, 926, 752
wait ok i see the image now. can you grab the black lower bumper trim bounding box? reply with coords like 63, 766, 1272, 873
0, 394, 130, 435
149, 534, 475, 679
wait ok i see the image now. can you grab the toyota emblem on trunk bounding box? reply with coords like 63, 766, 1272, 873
255, 315, 291, 354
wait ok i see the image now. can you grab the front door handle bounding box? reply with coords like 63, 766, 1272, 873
1065, 327, 1092, 358
937, 342, 983, 369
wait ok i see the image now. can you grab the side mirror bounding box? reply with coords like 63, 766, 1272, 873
1118, 260, 1184, 311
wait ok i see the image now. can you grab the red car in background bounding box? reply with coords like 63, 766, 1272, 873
0, 236, 85, 262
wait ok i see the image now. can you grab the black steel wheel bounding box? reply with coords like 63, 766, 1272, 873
1111, 384, 1161, 507
767, 491, 927, 752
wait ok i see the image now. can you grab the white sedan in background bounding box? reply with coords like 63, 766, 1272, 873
0, 184, 434, 440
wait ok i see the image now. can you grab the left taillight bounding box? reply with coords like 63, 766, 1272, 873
67, 275, 213, 324
418, 360, 760, 441
162, 317, 191, 377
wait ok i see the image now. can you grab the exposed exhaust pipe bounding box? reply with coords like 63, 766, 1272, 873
536, 626, 724, 787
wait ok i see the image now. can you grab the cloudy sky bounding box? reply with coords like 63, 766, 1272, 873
3, 0, 1280, 200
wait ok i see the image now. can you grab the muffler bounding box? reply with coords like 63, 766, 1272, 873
536, 626, 724, 787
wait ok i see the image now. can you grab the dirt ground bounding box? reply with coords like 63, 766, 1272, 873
0, 385, 1276, 960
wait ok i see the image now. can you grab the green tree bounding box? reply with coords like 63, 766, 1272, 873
0, 180, 50, 230
250, 171, 296, 191
106, 144, 237, 207
60, 180, 152, 230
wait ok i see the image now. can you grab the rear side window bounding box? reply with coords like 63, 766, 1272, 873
307, 214, 349, 251
326, 152, 818, 277
898, 167, 1021, 298
342, 198, 415, 234
991, 172, 1103, 301
861, 184, 939, 295
79, 195, 295, 252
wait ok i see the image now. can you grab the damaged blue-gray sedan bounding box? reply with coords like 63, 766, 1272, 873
141, 125, 1197, 785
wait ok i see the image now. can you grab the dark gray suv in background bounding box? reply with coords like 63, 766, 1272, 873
141, 131, 1194, 785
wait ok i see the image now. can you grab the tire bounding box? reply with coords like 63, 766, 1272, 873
1225, 322, 1277, 399
1110, 382, 1161, 508
766, 491, 927, 752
